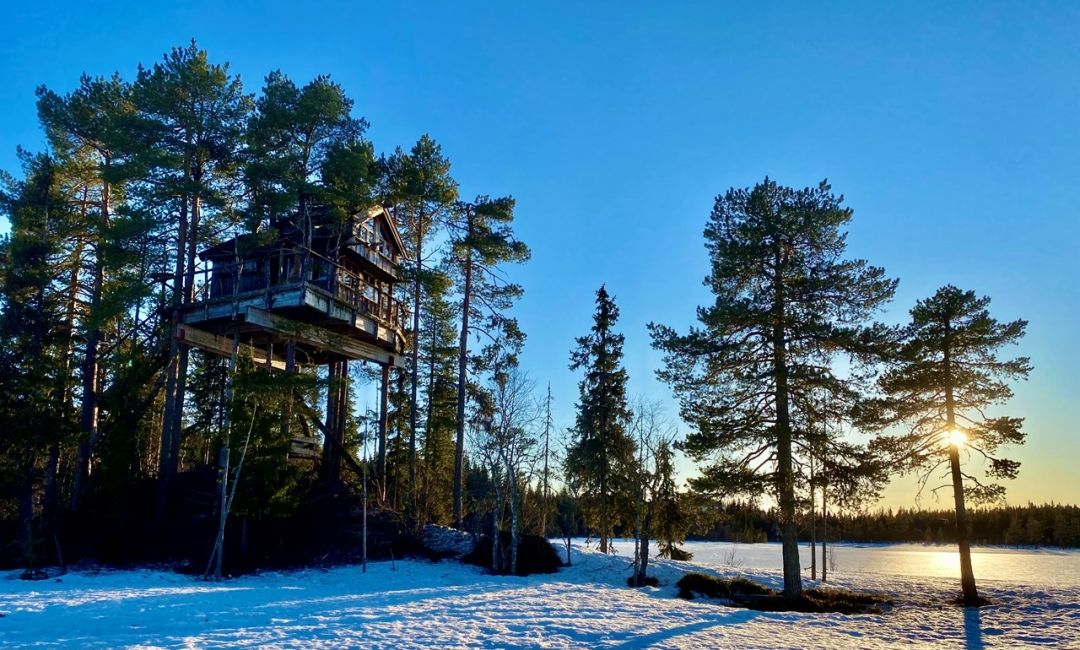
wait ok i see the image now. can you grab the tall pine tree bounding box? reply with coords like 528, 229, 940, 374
446, 195, 529, 527
860, 285, 1030, 604
649, 179, 896, 598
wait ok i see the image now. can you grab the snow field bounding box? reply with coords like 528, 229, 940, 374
0, 541, 1077, 648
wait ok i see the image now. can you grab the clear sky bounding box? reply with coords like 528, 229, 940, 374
2, 2, 1077, 509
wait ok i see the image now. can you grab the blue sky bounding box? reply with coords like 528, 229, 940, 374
2, 2, 1077, 507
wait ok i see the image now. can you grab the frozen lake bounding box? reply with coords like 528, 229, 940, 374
642, 540, 1080, 589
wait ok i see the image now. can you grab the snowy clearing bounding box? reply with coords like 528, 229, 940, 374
1, 542, 1078, 649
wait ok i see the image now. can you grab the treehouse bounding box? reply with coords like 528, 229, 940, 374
180, 205, 408, 367
177, 205, 408, 481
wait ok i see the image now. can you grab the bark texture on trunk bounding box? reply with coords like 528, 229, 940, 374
73, 173, 111, 511
772, 243, 802, 599
452, 242, 473, 528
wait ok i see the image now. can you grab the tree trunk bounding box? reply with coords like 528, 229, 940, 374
18, 451, 35, 568
166, 190, 201, 491
282, 340, 296, 441
821, 481, 828, 583
772, 244, 802, 599
490, 463, 502, 573
453, 245, 473, 528
73, 172, 110, 511
637, 515, 651, 586
810, 455, 817, 581
408, 217, 423, 517
945, 330, 978, 604
508, 464, 520, 576
322, 361, 347, 485
540, 389, 551, 538
49, 238, 82, 526
157, 190, 189, 522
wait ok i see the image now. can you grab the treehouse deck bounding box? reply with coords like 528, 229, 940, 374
179, 281, 405, 367
178, 205, 408, 369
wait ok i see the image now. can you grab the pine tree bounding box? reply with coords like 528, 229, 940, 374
382, 136, 457, 515
649, 179, 896, 598
446, 195, 530, 527
861, 285, 1030, 604
36, 72, 142, 510
565, 285, 635, 554
134, 41, 253, 513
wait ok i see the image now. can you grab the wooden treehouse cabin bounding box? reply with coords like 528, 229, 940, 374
178, 205, 407, 484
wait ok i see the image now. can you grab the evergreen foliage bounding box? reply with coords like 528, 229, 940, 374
565, 285, 636, 554
858, 285, 1031, 603
649, 178, 897, 597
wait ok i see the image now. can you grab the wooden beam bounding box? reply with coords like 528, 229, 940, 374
177, 324, 286, 370
244, 307, 403, 368
294, 397, 368, 483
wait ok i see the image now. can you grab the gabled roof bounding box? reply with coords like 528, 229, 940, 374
361, 205, 408, 260
199, 204, 410, 262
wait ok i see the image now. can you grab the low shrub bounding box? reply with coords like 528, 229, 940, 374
676, 572, 775, 600
462, 532, 561, 576
677, 572, 892, 614
802, 587, 893, 614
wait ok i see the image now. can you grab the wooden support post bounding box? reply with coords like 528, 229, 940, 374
208, 331, 239, 581
282, 340, 296, 445
322, 362, 340, 484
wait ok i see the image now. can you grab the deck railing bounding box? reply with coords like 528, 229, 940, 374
191, 247, 407, 331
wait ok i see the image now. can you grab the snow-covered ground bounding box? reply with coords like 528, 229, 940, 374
1, 541, 1078, 649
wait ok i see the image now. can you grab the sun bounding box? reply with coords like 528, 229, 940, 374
947, 429, 968, 448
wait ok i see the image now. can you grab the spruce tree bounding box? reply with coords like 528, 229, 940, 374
649, 179, 896, 598
653, 439, 691, 560
860, 285, 1030, 604
565, 285, 635, 554
416, 268, 459, 524
0, 153, 72, 565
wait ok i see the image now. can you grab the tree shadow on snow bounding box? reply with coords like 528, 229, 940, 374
963, 607, 984, 650
610, 610, 765, 649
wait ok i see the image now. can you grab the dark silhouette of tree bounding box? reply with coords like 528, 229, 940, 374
133, 42, 253, 516
859, 285, 1030, 604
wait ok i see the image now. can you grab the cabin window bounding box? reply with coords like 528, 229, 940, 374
359, 220, 376, 244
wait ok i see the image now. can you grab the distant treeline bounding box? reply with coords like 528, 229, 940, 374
691, 501, 1080, 548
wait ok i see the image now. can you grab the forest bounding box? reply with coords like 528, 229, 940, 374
0, 42, 1044, 606
691, 501, 1080, 548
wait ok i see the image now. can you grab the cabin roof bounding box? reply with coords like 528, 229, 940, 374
199, 205, 408, 261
